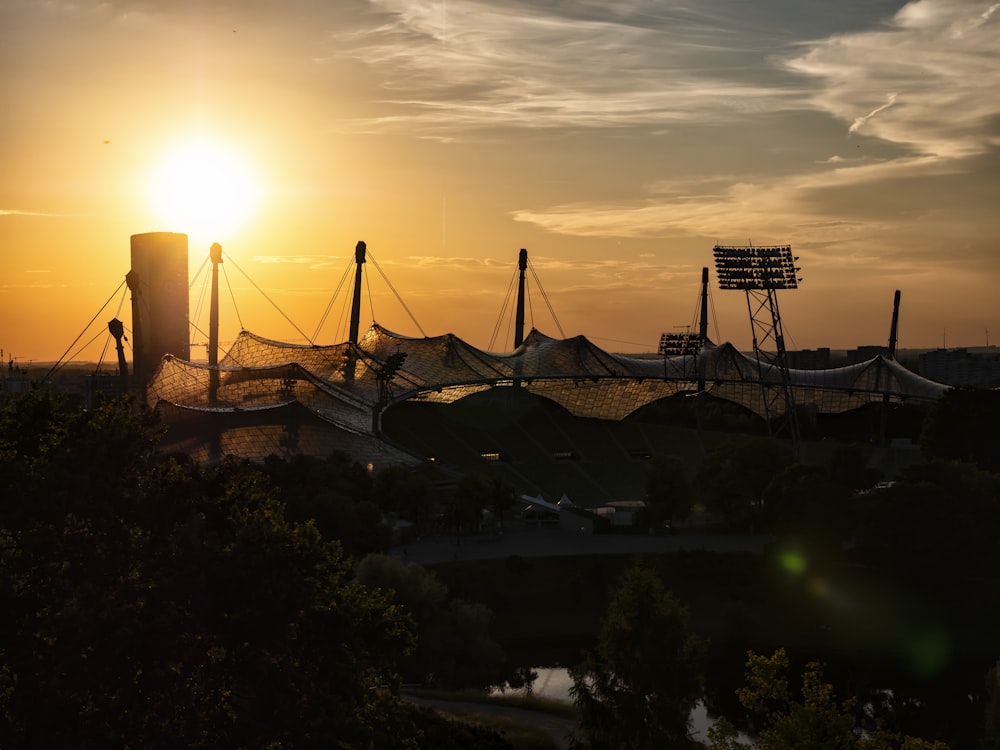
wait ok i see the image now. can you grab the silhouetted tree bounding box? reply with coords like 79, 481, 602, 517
696, 438, 795, 530
853, 459, 1000, 579
374, 464, 432, 530
263, 451, 390, 558
569, 562, 707, 749
483, 472, 518, 532
645, 454, 695, 532
920, 387, 1000, 474
0, 392, 455, 748
763, 463, 852, 557
708, 649, 950, 750
356, 554, 506, 690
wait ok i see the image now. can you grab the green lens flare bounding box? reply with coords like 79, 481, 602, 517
907, 629, 951, 679
779, 551, 807, 575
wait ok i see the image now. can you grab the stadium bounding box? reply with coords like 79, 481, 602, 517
123, 232, 949, 507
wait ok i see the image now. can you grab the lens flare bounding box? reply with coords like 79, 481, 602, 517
779, 550, 807, 576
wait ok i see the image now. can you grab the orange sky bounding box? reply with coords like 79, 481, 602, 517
2, 0, 999, 366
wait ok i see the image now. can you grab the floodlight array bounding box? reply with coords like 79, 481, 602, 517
658, 333, 701, 357
713, 245, 800, 290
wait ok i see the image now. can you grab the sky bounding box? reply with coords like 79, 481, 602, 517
2, 0, 999, 366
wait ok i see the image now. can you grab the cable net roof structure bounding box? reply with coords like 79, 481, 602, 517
147, 322, 949, 466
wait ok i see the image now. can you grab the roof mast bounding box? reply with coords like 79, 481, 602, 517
349, 241, 367, 346
514, 248, 528, 348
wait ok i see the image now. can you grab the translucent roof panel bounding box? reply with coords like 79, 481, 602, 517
146, 323, 951, 463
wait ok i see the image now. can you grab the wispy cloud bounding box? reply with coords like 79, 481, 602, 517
0, 209, 69, 217
785, 0, 1000, 159
511, 0, 999, 262
848, 93, 899, 134
511, 155, 948, 242
330, 0, 805, 135
252, 255, 341, 269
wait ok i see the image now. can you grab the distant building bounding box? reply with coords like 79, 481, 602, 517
786, 348, 831, 370
918, 348, 1000, 387
2, 370, 31, 397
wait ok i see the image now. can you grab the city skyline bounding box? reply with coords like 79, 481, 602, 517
2, 0, 998, 363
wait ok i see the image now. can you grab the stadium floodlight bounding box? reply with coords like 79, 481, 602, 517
658, 332, 701, 357
711, 243, 802, 453
713, 245, 800, 290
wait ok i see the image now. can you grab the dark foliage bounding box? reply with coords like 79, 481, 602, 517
920, 387, 1000, 474
569, 561, 707, 749
0, 392, 487, 748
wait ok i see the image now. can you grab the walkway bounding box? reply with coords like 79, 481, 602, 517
403, 695, 576, 749
393, 522, 768, 566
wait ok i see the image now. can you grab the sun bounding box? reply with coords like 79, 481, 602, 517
149, 139, 263, 242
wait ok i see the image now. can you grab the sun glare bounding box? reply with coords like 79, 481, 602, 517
149, 139, 263, 242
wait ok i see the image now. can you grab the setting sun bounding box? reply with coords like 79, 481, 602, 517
148, 139, 263, 242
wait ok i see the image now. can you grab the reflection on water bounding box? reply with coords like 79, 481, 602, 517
495, 667, 750, 743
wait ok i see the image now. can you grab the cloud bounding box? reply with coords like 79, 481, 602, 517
510, 154, 950, 242
0, 209, 68, 217
509, 0, 999, 272
785, 0, 1000, 159
330, 0, 807, 135
252, 255, 341, 269
848, 93, 899, 134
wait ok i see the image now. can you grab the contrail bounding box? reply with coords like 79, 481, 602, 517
849, 92, 898, 134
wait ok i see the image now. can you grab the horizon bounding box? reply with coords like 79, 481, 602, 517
2, 1, 998, 362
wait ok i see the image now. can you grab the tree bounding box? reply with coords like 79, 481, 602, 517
985, 658, 1000, 748
852, 459, 1000, 579
0, 392, 422, 748
374, 464, 432, 530
824, 443, 882, 495
696, 438, 795, 530
762, 463, 852, 557
569, 561, 707, 749
455, 470, 491, 536
645, 454, 695, 532
920, 387, 1000, 474
483, 472, 518, 532
262, 452, 391, 558
708, 649, 951, 750
355, 554, 506, 690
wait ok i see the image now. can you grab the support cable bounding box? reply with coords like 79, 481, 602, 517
92, 288, 131, 374
365, 264, 375, 326
367, 251, 427, 338
191, 262, 211, 348
221, 263, 246, 332
489, 266, 519, 351
526, 276, 536, 332
43, 279, 127, 383
528, 263, 565, 339
335, 276, 353, 343
312, 259, 354, 343
234, 257, 312, 342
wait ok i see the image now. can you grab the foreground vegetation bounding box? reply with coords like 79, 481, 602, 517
0, 391, 511, 748
2, 386, 998, 747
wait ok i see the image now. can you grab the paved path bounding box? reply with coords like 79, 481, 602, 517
404, 694, 577, 749
393, 523, 768, 566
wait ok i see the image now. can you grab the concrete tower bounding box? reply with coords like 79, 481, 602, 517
128, 232, 190, 389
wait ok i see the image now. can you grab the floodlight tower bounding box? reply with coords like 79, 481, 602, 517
658, 331, 701, 380
713, 244, 802, 448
